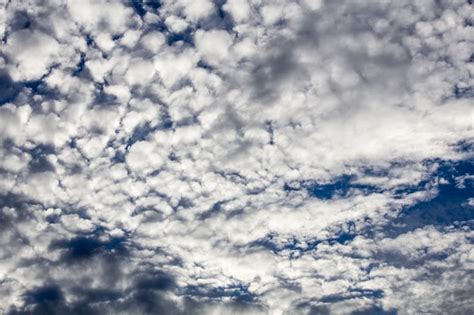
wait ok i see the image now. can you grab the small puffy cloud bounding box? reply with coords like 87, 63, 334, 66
260, 4, 284, 26
154, 49, 199, 88
76, 136, 108, 160
94, 32, 115, 53
224, 0, 251, 24
126, 140, 166, 175
60, 214, 95, 233
140, 32, 166, 54
3, 29, 60, 81
124, 58, 156, 86
165, 15, 189, 33
0, 104, 31, 145
177, 0, 215, 23
67, 0, 134, 33
85, 57, 115, 83
195, 29, 233, 64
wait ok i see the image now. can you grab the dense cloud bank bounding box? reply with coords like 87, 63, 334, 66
0, 0, 473, 314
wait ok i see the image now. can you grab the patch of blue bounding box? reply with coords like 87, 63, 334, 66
307, 176, 352, 199
349, 288, 384, 299
455, 139, 473, 153
112, 150, 126, 163
25, 286, 63, 305
307, 185, 338, 199
72, 53, 86, 76
129, 0, 162, 17
0, 71, 20, 105
93, 88, 118, 107
283, 182, 300, 192
352, 306, 398, 315
167, 29, 194, 46
25, 144, 56, 156
134, 270, 175, 291
28, 151, 55, 173
251, 232, 356, 255
453, 84, 474, 98
168, 152, 178, 161
319, 289, 384, 303
125, 122, 155, 149
0, 73, 57, 105
131, 0, 147, 17
284, 175, 381, 200
215, 0, 227, 20
85, 34, 95, 47
214, 0, 235, 31
392, 179, 430, 198
50, 233, 128, 261
161, 111, 174, 129
197, 60, 214, 70
199, 200, 227, 220
24, 79, 45, 93
56, 238, 98, 259
44, 212, 61, 224
330, 233, 356, 245
265, 120, 274, 145
185, 283, 256, 303
389, 159, 474, 235
10, 10, 32, 31
123, 120, 173, 150
147, 0, 162, 11
464, 17, 473, 27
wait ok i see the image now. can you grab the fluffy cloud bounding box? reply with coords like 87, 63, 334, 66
0, 0, 473, 314
3, 29, 60, 81
195, 29, 234, 64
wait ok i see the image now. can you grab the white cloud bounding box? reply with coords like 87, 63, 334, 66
124, 58, 156, 86
126, 140, 166, 175
165, 15, 189, 33
140, 32, 166, 54
153, 48, 199, 88
3, 29, 60, 81
0, 0, 472, 314
94, 32, 115, 53
224, 0, 251, 24
195, 29, 233, 64
260, 4, 284, 26
177, 0, 215, 23
67, 0, 135, 34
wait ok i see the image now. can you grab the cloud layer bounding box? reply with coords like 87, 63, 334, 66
0, 0, 473, 314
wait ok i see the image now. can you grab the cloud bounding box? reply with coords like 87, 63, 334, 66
0, 0, 473, 314
195, 29, 233, 64
3, 29, 60, 81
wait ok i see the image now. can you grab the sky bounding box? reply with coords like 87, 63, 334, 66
0, 0, 473, 314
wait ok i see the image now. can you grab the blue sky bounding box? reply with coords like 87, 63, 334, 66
0, 0, 473, 314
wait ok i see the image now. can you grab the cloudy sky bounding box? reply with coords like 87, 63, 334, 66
0, 0, 473, 314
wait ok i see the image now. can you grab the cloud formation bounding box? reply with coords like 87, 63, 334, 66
0, 0, 473, 314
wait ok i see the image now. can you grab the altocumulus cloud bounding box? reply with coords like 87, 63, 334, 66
0, 0, 473, 314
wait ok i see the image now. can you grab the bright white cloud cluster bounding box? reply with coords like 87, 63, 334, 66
0, 0, 473, 314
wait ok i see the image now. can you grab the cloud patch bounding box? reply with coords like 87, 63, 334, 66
0, 0, 473, 314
